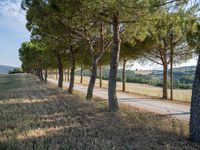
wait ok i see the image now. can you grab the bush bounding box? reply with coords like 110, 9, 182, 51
9, 68, 23, 74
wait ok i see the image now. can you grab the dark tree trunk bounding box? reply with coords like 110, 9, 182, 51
162, 62, 168, 99
170, 53, 173, 100
108, 12, 120, 112
40, 68, 44, 81
170, 36, 174, 100
99, 65, 102, 87
122, 59, 127, 92
67, 67, 70, 82
80, 64, 83, 84
56, 53, 63, 89
56, 70, 58, 80
86, 58, 97, 101
68, 49, 76, 94
44, 68, 48, 83
58, 67, 63, 88
37, 69, 41, 80
190, 54, 200, 143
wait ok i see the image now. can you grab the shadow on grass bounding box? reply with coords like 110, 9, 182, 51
0, 74, 199, 150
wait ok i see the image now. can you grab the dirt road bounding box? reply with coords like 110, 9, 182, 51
48, 78, 190, 121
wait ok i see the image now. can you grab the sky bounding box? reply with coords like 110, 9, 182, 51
0, 0, 198, 69
0, 0, 30, 67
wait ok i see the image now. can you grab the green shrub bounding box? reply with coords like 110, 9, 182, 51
9, 68, 23, 74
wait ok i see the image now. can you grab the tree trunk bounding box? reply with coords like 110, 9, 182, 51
68, 49, 75, 94
37, 69, 41, 80
170, 54, 173, 100
53, 70, 54, 79
122, 59, 127, 92
67, 67, 70, 82
162, 62, 168, 99
108, 12, 120, 112
40, 68, 44, 81
99, 65, 102, 87
80, 64, 83, 84
38, 69, 41, 81
56, 70, 58, 80
56, 53, 63, 89
86, 58, 97, 101
44, 68, 48, 83
170, 36, 174, 100
190, 54, 200, 143
64, 70, 67, 82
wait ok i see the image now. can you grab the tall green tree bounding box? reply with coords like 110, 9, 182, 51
143, 11, 195, 99
187, 22, 200, 143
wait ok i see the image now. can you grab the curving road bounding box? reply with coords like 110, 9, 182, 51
48, 78, 190, 121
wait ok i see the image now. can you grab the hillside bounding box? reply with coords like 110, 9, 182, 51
0, 65, 16, 74
76, 66, 196, 89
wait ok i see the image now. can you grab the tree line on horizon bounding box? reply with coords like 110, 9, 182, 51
18, 0, 200, 143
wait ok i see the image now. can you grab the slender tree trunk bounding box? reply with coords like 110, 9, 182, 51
38, 69, 41, 80
56, 70, 58, 80
44, 68, 48, 83
68, 49, 76, 94
64, 70, 67, 82
86, 58, 97, 101
108, 12, 120, 112
67, 67, 70, 82
56, 53, 63, 89
190, 54, 200, 143
122, 59, 127, 92
163, 62, 168, 99
80, 64, 83, 84
170, 36, 174, 100
99, 65, 102, 87
37, 69, 41, 80
40, 68, 44, 81
58, 66, 63, 88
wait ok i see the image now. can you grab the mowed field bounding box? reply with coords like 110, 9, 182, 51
71, 76, 192, 103
0, 74, 199, 149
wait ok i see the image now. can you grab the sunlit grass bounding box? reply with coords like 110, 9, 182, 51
0, 74, 199, 149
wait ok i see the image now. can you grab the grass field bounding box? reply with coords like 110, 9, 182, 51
0, 74, 199, 149
60, 75, 192, 103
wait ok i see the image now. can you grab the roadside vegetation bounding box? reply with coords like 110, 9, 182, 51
1, 74, 200, 149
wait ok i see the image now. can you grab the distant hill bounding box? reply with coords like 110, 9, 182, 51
173, 66, 196, 72
76, 65, 196, 89
0, 65, 16, 74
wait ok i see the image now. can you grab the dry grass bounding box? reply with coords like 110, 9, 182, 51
0, 74, 199, 149
71, 75, 192, 103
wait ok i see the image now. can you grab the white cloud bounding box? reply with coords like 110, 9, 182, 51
0, 0, 28, 34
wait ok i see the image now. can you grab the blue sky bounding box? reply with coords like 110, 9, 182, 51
0, 0, 197, 69
0, 0, 30, 67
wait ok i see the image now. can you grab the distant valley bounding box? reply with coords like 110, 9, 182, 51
0, 65, 16, 74
76, 66, 196, 89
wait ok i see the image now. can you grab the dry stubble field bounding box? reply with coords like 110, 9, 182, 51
0, 74, 199, 150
